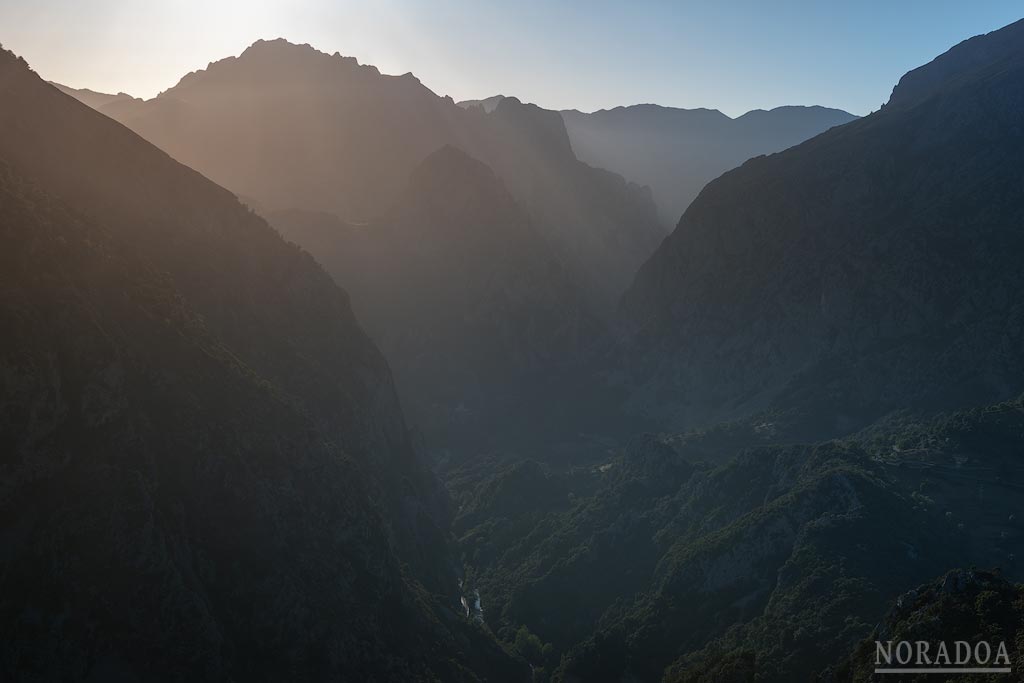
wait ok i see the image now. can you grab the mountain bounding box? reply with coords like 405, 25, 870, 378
270, 145, 612, 454
560, 103, 857, 224
0, 46, 523, 681
618, 18, 1024, 437
63, 39, 664, 308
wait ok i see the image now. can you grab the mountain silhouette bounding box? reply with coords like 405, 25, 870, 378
61, 39, 663, 308
0, 46, 522, 681
618, 17, 1024, 437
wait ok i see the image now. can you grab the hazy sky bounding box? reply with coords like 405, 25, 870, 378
1, 1, 1021, 117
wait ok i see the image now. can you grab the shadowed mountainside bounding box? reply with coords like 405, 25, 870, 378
0, 46, 524, 682
617, 18, 1024, 438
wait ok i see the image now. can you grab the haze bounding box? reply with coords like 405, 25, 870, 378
5, 6, 1024, 682
3, 0, 1021, 117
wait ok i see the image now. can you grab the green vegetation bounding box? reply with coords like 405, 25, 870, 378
830, 569, 1024, 682
448, 397, 1024, 681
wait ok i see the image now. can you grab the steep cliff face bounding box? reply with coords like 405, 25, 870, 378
0, 47, 522, 681
619, 18, 1024, 436
69, 39, 663, 308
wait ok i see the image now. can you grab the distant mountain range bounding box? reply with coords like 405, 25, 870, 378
560, 103, 857, 224
618, 17, 1024, 437
54, 42, 866, 457
58, 39, 663, 309
457, 97, 855, 226
458, 96, 856, 224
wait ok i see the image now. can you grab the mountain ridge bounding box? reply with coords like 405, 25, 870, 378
56, 38, 663, 309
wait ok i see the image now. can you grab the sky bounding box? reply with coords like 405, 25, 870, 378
1, 1, 1021, 117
